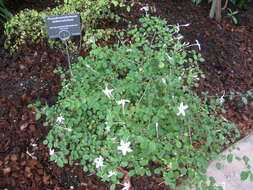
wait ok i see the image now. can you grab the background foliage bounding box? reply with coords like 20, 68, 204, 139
0, 0, 12, 23
192, 0, 252, 8
4, 0, 131, 52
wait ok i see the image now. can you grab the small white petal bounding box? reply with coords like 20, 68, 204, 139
108, 170, 117, 178
140, 6, 149, 12
118, 140, 133, 156
195, 40, 201, 51
116, 99, 130, 114
49, 148, 55, 156
94, 156, 104, 169
181, 23, 190, 27
105, 126, 111, 132
177, 102, 188, 116
103, 86, 114, 99
56, 116, 64, 123
122, 181, 131, 190
116, 99, 130, 105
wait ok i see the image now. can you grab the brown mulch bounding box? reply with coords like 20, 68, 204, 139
0, 0, 253, 189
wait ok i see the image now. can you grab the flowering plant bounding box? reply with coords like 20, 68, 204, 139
33, 16, 239, 189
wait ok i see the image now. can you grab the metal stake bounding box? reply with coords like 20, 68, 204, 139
62, 39, 73, 77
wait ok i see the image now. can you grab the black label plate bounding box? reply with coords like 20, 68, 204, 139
45, 14, 81, 40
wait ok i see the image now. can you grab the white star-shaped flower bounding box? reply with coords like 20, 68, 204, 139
49, 148, 55, 156
177, 102, 188, 116
116, 99, 130, 114
103, 86, 114, 99
140, 6, 149, 12
94, 156, 104, 169
195, 40, 201, 51
108, 170, 117, 178
56, 115, 64, 123
117, 140, 133, 156
122, 181, 131, 190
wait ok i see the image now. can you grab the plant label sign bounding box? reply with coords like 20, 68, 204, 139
45, 14, 81, 40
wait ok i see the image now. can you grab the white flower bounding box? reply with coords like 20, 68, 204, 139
177, 102, 188, 116
105, 125, 111, 132
140, 6, 149, 13
168, 23, 190, 34
94, 156, 104, 169
108, 170, 117, 178
183, 42, 190, 46
182, 40, 201, 51
219, 91, 225, 105
162, 78, 166, 84
26, 150, 37, 159
61, 127, 73, 132
116, 99, 130, 114
181, 23, 191, 27
118, 140, 133, 156
49, 148, 55, 156
56, 115, 64, 123
122, 181, 131, 190
103, 85, 114, 99
193, 75, 200, 80
195, 40, 201, 51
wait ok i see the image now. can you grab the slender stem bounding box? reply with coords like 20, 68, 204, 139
222, 0, 229, 10
188, 126, 192, 146
63, 40, 73, 77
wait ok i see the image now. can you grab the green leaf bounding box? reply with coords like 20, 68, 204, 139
154, 168, 161, 174
57, 158, 64, 168
128, 170, 135, 177
215, 162, 223, 170
240, 171, 249, 181
241, 97, 248, 105
35, 112, 41, 120
146, 170, 151, 176
250, 172, 253, 182
110, 184, 116, 190
227, 154, 233, 163
209, 176, 216, 185
176, 141, 182, 148
199, 57, 205, 62
242, 156, 250, 164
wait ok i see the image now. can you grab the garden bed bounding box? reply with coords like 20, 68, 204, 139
0, 0, 253, 189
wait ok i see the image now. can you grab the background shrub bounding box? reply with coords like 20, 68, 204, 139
4, 0, 131, 52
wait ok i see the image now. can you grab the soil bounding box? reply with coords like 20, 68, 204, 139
0, 0, 253, 189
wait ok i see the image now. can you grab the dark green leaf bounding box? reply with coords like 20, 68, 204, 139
240, 171, 249, 181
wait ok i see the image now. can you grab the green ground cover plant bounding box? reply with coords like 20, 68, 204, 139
31, 16, 240, 189
4, 0, 132, 52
